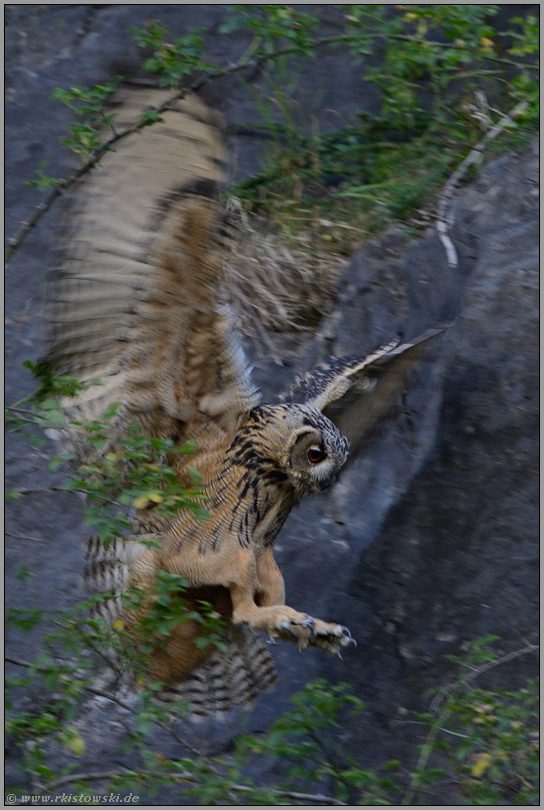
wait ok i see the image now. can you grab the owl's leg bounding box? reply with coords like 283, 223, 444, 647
255, 548, 286, 607
230, 550, 354, 653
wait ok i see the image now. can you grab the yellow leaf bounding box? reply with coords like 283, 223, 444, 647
133, 496, 150, 509
471, 753, 492, 777
404, 12, 417, 21
112, 619, 124, 630
480, 37, 494, 47
66, 733, 86, 758
148, 492, 164, 503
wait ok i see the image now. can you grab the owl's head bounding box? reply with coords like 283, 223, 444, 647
246, 404, 349, 495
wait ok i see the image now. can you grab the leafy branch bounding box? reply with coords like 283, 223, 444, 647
7, 636, 537, 804
6, 7, 538, 263
5, 30, 347, 265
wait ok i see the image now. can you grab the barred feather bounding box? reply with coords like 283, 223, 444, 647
159, 625, 277, 719
45, 87, 258, 457
42, 87, 442, 721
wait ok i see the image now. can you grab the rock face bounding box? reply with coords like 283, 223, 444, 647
5, 4, 539, 799
269, 138, 539, 769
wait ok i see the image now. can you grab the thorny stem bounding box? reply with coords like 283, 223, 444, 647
5, 30, 533, 264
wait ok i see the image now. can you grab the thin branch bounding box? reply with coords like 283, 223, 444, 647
40, 768, 348, 805
5, 531, 46, 544
5, 406, 40, 419
44, 771, 136, 791
7, 486, 121, 509
401, 642, 539, 806
436, 100, 528, 267
429, 643, 539, 714
6, 26, 531, 264
4, 35, 345, 265
6, 655, 347, 805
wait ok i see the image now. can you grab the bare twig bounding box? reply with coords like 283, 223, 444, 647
429, 643, 539, 714
4, 35, 346, 265
436, 100, 528, 268
7, 486, 121, 509
5, 405, 41, 420
6, 655, 347, 805
6, 24, 530, 265
5, 531, 46, 545
40, 768, 348, 805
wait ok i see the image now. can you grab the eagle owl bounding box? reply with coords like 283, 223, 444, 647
44, 88, 446, 718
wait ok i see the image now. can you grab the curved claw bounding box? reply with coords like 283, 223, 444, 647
337, 625, 357, 646
279, 619, 296, 635
301, 616, 316, 632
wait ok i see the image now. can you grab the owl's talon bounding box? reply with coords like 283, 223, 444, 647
280, 619, 295, 635
301, 616, 316, 632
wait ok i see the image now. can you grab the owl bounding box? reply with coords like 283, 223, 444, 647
44, 88, 447, 718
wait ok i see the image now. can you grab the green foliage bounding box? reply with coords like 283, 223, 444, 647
6, 6, 540, 805
51, 77, 121, 159
66, 415, 207, 540
6, 366, 207, 541
25, 160, 60, 191
228, 5, 539, 246
220, 5, 320, 56
5, 631, 539, 804
21, 359, 90, 402
123, 570, 228, 655
130, 22, 215, 88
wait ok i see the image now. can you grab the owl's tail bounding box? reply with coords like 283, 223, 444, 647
159, 624, 278, 720
82, 535, 277, 719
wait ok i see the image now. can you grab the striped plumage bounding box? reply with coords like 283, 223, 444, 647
44, 87, 447, 718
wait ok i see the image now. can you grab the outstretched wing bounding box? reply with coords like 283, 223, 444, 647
44, 88, 259, 456
279, 324, 450, 454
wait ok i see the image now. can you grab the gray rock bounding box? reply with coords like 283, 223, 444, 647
5, 4, 539, 801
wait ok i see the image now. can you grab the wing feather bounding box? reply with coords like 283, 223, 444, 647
279, 324, 451, 453
44, 88, 259, 455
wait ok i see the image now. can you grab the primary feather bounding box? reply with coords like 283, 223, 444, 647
46, 88, 258, 453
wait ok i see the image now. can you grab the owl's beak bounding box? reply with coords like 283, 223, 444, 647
319, 470, 340, 491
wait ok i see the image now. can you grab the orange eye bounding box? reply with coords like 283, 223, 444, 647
308, 448, 325, 464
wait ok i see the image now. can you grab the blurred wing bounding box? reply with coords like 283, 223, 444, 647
279, 325, 450, 453
44, 88, 259, 456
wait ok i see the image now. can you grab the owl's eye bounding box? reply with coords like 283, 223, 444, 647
308, 447, 326, 464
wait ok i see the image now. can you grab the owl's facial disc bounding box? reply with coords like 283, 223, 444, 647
288, 420, 348, 492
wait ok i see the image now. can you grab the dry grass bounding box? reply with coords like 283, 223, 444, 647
223, 199, 346, 362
